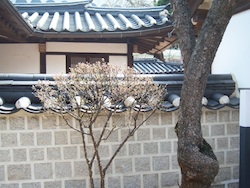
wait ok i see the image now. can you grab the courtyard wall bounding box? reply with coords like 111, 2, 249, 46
0, 107, 239, 188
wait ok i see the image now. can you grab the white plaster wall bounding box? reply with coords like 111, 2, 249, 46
46, 55, 66, 74
46, 42, 127, 54
212, 9, 250, 89
0, 44, 39, 73
109, 56, 128, 70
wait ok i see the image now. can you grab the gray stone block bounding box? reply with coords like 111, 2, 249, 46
22, 182, 41, 188
227, 123, 239, 135
112, 114, 126, 127
168, 127, 177, 139
145, 113, 159, 126
219, 110, 230, 122
123, 175, 141, 188
9, 117, 25, 130
153, 127, 166, 140
228, 182, 239, 188
135, 157, 150, 172
161, 113, 173, 125
0, 117, 7, 130
0, 184, 19, 188
160, 141, 172, 154
70, 131, 83, 144
29, 148, 44, 161
215, 151, 225, 165
63, 146, 78, 160
171, 155, 179, 170
230, 136, 239, 149
98, 145, 110, 158
120, 128, 135, 142
34, 163, 52, 179
211, 185, 225, 188
7, 164, 31, 180
231, 110, 239, 122
44, 181, 62, 188
153, 156, 169, 171
0, 165, 5, 181
205, 111, 218, 123
37, 132, 52, 146
27, 116, 40, 129
143, 142, 158, 154
47, 147, 61, 160
108, 177, 121, 188
20, 132, 34, 146
112, 144, 126, 157
1, 133, 17, 147
233, 166, 239, 179
74, 161, 88, 177
115, 158, 132, 173
226, 150, 239, 164
94, 115, 110, 128
55, 162, 72, 178
215, 167, 231, 183
143, 173, 158, 188
217, 138, 229, 150
173, 141, 178, 153
104, 129, 119, 142
13, 149, 27, 162
0, 150, 10, 162
161, 171, 179, 187
42, 116, 57, 129
137, 128, 151, 141
211, 124, 225, 136
201, 124, 210, 137
55, 131, 68, 145
65, 180, 86, 188
128, 143, 141, 155
59, 116, 72, 129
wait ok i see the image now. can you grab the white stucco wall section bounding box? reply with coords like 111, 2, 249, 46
212, 9, 250, 89
0, 44, 40, 73
46, 42, 127, 53
109, 56, 128, 71
46, 55, 66, 74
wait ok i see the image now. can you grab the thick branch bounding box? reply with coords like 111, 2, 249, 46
171, 0, 196, 67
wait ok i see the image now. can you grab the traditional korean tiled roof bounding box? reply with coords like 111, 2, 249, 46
15, 1, 172, 33
134, 59, 183, 74
0, 0, 175, 54
0, 73, 239, 114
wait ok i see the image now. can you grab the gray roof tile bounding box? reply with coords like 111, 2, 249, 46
134, 59, 184, 74
15, 2, 172, 33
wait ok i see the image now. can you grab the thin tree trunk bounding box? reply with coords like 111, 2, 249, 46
172, 0, 239, 187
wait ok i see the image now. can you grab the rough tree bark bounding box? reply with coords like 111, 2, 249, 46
171, 0, 239, 187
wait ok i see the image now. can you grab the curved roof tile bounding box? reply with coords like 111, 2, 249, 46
15, 2, 172, 33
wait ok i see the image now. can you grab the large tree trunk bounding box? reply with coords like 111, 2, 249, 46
172, 0, 239, 187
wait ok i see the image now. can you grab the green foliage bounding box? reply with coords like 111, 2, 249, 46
156, 0, 170, 6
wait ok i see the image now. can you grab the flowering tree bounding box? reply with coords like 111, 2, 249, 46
33, 62, 165, 188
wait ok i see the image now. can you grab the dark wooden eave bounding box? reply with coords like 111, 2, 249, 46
0, 0, 33, 42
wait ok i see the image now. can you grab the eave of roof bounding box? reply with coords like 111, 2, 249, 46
0, 0, 33, 42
